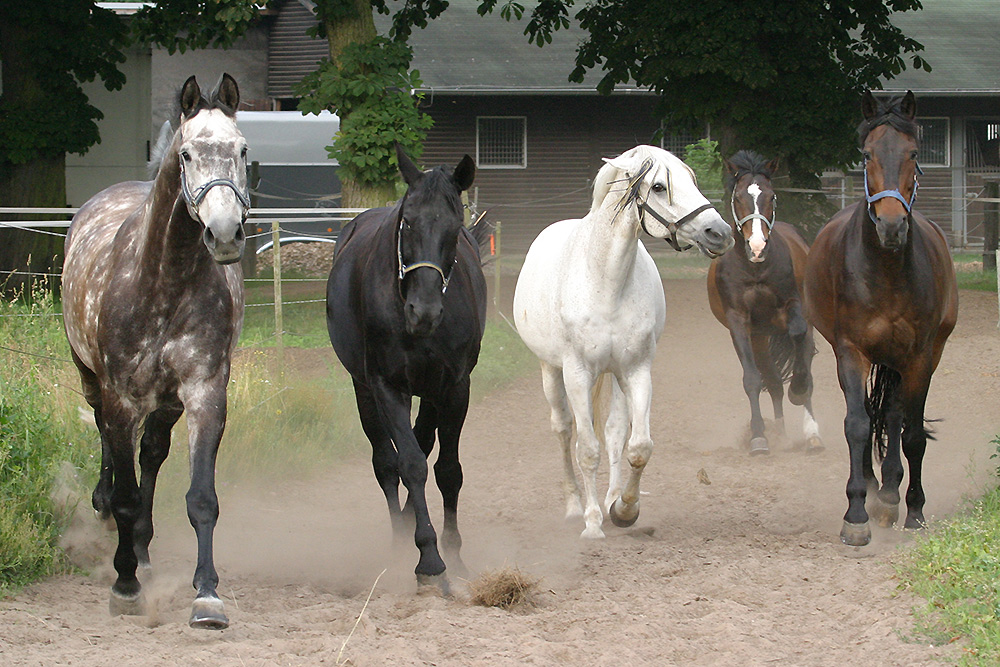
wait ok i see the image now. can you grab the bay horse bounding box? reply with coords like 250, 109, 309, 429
804, 91, 958, 546
62, 74, 249, 628
707, 151, 823, 456
326, 144, 486, 593
513, 145, 733, 539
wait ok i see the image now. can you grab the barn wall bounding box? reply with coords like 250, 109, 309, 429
420, 95, 662, 250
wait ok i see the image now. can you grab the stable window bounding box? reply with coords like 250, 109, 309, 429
917, 117, 949, 167
476, 116, 527, 169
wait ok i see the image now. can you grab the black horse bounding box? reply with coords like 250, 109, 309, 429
326, 145, 486, 591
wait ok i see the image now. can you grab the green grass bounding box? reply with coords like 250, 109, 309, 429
895, 456, 1000, 665
0, 275, 538, 593
953, 252, 997, 292
0, 285, 96, 594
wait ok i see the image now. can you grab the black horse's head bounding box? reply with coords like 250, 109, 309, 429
858, 90, 920, 250
724, 151, 779, 263
395, 144, 476, 336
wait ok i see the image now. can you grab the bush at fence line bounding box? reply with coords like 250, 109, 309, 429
256, 243, 337, 278
0, 283, 97, 593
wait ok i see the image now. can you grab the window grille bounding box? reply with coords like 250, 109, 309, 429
966, 119, 1000, 171
660, 131, 703, 159
917, 117, 949, 166
476, 117, 527, 168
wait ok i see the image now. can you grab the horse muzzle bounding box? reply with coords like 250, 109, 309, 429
696, 217, 735, 259
874, 214, 909, 250
203, 223, 246, 264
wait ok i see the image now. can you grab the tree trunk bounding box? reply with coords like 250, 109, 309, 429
341, 179, 398, 209
323, 3, 390, 209
0, 155, 68, 297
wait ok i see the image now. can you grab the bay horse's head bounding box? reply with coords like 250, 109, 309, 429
858, 90, 920, 250
175, 74, 250, 264
395, 144, 476, 336
723, 151, 779, 263
600, 145, 732, 258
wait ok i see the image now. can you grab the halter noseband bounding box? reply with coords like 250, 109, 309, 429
730, 189, 775, 233
863, 156, 922, 224
397, 215, 456, 294
180, 159, 252, 221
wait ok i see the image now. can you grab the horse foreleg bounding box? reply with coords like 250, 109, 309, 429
608, 366, 653, 529
789, 321, 823, 453
540, 361, 582, 521
562, 363, 604, 539
99, 396, 144, 616
181, 382, 228, 629
752, 334, 786, 436
900, 371, 933, 530
603, 376, 629, 516
434, 379, 470, 577
134, 406, 182, 568
727, 314, 767, 455
353, 379, 407, 540
835, 344, 873, 546
371, 378, 447, 590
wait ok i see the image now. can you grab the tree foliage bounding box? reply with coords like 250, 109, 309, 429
488, 0, 929, 185
297, 37, 433, 188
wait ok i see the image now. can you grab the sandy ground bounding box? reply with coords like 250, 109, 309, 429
2, 269, 999, 667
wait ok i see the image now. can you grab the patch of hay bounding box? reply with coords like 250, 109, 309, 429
468, 566, 540, 609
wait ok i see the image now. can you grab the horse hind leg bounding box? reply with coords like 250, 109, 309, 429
787, 324, 823, 453
540, 361, 583, 521
867, 367, 905, 529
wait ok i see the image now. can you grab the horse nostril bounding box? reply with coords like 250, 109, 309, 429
235, 225, 245, 242
204, 228, 216, 246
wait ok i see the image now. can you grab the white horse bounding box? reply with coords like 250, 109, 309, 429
513, 145, 733, 538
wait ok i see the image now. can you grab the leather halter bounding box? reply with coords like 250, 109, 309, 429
180, 159, 251, 222
638, 199, 713, 252
863, 156, 921, 224
730, 189, 775, 233
396, 215, 456, 295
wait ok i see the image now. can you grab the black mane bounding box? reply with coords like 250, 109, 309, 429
857, 94, 919, 146
724, 150, 773, 195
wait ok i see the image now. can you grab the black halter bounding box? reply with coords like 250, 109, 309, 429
638, 199, 714, 252
179, 159, 251, 222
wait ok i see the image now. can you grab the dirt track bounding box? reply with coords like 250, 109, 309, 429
2, 271, 998, 666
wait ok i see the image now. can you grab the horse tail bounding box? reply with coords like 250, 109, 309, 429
465, 210, 495, 266
765, 331, 796, 390
865, 364, 901, 462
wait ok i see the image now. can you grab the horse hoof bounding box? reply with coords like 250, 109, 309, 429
749, 437, 769, 456
840, 521, 871, 546
869, 495, 900, 528
189, 596, 229, 630
109, 590, 144, 617
805, 436, 824, 455
580, 525, 606, 539
608, 499, 639, 528
416, 572, 452, 597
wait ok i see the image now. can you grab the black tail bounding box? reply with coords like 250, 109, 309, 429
865, 364, 901, 462
762, 332, 795, 392
466, 211, 495, 266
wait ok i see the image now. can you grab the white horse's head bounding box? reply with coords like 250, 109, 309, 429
595, 145, 733, 258
175, 74, 250, 265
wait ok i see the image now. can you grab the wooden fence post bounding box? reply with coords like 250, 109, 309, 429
271, 220, 284, 377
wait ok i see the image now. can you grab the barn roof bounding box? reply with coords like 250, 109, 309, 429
881, 0, 1000, 95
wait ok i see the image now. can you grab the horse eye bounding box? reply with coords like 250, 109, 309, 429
181, 150, 192, 162
910, 151, 919, 161
651, 183, 665, 193
240, 146, 248, 159
862, 151, 871, 161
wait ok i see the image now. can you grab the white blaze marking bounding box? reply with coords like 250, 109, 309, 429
746, 182, 767, 262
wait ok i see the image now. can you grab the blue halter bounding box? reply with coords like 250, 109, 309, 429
863, 157, 922, 224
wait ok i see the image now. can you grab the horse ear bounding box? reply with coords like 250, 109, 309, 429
900, 90, 917, 120
180, 76, 202, 118
861, 91, 878, 120
395, 143, 424, 186
212, 73, 240, 114
722, 157, 737, 178
765, 157, 780, 176
453, 155, 476, 192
